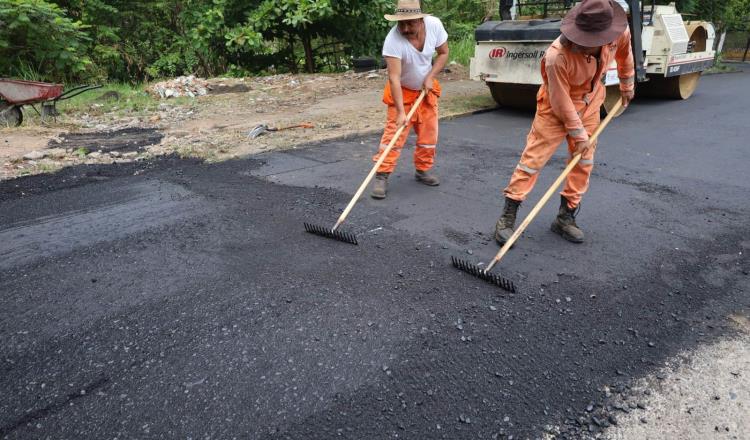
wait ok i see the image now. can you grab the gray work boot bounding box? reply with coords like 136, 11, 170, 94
551, 195, 585, 243
371, 172, 389, 199
495, 197, 521, 246
415, 170, 440, 186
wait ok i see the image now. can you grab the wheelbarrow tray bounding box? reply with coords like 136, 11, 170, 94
0, 79, 64, 105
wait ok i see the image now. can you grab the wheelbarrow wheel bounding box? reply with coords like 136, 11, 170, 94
0, 104, 23, 127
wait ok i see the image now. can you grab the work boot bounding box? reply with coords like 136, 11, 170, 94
551, 195, 585, 243
371, 172, 389, 199
415, 170, 440, 186
495, 197, 521, 246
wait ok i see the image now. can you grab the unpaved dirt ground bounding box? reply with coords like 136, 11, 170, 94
0, 65, 492, 180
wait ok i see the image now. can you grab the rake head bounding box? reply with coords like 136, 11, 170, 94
451, 256, 516, 293
304, 223, 358, 245
248, 124, 269, 139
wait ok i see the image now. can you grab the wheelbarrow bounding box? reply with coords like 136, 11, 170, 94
0, 79, 102, 127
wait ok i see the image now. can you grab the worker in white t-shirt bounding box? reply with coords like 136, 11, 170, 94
370, 0, 449, 200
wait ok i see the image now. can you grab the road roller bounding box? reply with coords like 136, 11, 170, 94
470, 1, 716, 114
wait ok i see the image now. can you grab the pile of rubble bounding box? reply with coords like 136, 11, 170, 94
150, 76, 210, 99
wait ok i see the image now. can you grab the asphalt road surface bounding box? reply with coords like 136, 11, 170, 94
1, 67, 748, 439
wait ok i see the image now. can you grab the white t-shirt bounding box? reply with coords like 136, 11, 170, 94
382, 16, 449, 91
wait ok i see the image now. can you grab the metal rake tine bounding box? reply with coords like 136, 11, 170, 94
304, 222, 358, 245
451, 256, 516, 293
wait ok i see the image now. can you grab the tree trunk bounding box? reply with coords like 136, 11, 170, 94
302, 32, 315, 74
195, 50, 213, 77
717, 29, 727, 53
287, 35, 298, 74
500, 0, 514, 20
334, 41, 341, 71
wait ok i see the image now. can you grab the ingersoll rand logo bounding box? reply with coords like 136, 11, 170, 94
489, 47, 545, 60
489, 47, 507, 58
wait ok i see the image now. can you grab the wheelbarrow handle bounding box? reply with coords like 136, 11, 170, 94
55, 85, 103, 102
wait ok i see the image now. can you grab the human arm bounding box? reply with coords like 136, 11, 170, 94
546, 53, 589, 146
423, 42, 449, 91
385, 56, 407, 127
615, 27, 636, 107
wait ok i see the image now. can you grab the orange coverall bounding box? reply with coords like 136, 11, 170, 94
373, 79, 441, 174
504, 28, 635, 209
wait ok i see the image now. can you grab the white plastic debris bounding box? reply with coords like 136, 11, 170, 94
150, 76, 209, 99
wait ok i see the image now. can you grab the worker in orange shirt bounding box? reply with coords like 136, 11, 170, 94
371, 0, 449, 199
495, 0, 635, 244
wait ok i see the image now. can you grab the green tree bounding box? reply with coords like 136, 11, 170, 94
227, 0, 390, 73
424, 0, 490, 39
0, 0, 425, 81
0, 0, 91, 81
53, 0, 125, 79
690, 0, 732, 25
726, 0, 750, 30
231, 0, 332, 73
689, 0, 750, 50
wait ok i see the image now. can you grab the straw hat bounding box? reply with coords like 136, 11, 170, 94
384, 0, 429, 21
561, 0, 628, 47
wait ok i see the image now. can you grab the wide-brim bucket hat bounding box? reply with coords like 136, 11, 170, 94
561, 0, 628, 47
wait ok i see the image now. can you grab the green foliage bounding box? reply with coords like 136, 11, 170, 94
689, 0, 732, 26
0, 0, 92, 81
0, 0, 516, 82
449, 36, 476, 66
231, 0, 391, 72
424, 0, 493, 40
255, 0, 334, 29
726, 0, 750, 30
688, 0, 750, 30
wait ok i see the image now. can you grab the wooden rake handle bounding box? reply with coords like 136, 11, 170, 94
277, 122, 314, 131
485, 99, 624, 272
332, 89, 428, 231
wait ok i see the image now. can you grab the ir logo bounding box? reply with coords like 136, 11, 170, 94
489, 47, 507, 58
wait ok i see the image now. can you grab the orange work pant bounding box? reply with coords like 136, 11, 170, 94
504, 104, 601, 209
373, 80, 441, 174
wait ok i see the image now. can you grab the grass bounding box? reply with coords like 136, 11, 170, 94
704, 54, 742, 75
37, 162, 64, 174
56, 83, 193, 117
14, 63, 44, 81
705, 62, 741, 74
7, 67, 189, 119
12, 82, 196, 126
449, 36, 476, 67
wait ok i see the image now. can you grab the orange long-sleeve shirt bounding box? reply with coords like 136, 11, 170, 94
541, 27, 635, 142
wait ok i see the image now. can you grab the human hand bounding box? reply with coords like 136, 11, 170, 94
422, 75, 434, 92
574, 139, 591, 156
621, 89, 635, 107
396, 110, 407, 127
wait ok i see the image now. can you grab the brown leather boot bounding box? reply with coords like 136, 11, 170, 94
551, 195, 585, 243
495, 197, 521, 246
371, 172, 389, 199
415, 170, 440, 186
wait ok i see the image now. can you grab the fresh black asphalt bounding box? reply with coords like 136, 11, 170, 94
1, 67, 748, 439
